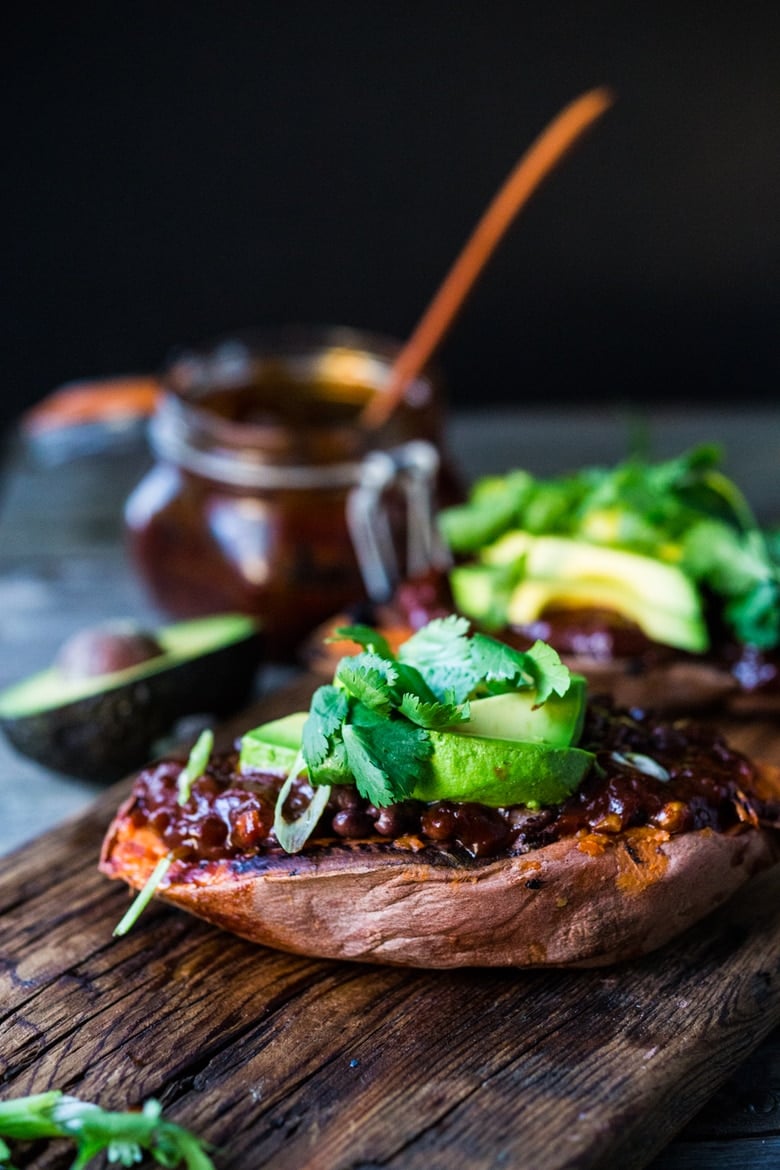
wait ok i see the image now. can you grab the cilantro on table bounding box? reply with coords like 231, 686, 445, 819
299, 616, 572, 810
0, 1091, 215, 1170
438, 444, 780, 651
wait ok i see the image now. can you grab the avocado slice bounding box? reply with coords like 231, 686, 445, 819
452, 675, 587, 748
523, 536, 702, 612
453, 530, 709, 654
506, 578, 707, 653
0, 613, 262, 782
413, 733, 594, 807
449, 563, 519, 630
241, 676, 591, 808
240, 711, 308, 775
480, 529, 535, 565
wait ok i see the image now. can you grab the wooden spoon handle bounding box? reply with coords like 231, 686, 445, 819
361, 86, 614, 430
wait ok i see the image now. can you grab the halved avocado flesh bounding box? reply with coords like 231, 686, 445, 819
0, 613, 262, 782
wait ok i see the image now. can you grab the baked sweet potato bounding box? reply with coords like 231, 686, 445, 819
100, 782, 779, 968
100, 721, 780, 969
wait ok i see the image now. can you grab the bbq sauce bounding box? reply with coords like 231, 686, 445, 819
124, 329, 452, 660
126, 700, 769, 867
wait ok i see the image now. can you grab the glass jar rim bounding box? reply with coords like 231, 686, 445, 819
149, 403, 368, 488
149, 325, 440, 489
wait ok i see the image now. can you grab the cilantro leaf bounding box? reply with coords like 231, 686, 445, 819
438, 470, 534, 552
307, 738, 352, 786
466, 634, 570, 703
302, 685, 348, 767
523, 475, 589, 534
388, 660, 440, 705
399, 693, 469, 729
336, 652, 398, 712
396, 617, 571, 706
683, 520, 774, 595
341, 723, 396, 806
344, 706, 432, 805
468, 633, 536, 691
398, 614, 477, 703
524, 639, 572, 702
682, 519, 780, 647
725, 579, 780, 650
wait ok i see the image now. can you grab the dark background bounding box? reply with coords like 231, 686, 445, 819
4, 2, 779, 436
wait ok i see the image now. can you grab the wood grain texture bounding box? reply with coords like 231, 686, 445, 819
1, 685, 779, 1169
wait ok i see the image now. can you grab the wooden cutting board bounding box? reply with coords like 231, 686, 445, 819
1, 678, 779, 1170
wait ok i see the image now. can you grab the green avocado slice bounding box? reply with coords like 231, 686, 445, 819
242, 693, 593, 809
414, 733, 594, 807
453, 676, 587, 748
506, 578, 707, 653
452, 530, 709, 653
240, 712, 308, 775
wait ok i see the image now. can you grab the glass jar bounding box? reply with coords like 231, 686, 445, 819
124, 326, 453, 660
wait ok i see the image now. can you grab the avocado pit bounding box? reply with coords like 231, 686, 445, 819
54, 623, 165, 680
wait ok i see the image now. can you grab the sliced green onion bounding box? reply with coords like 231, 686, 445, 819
113, 854, 173, 937
273, 748, 332, 854
177, 729, 214, 805
611, 751, 670, 782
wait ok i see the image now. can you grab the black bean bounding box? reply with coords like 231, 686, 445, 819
331, 809, 376, 838
373, 807, 410, 836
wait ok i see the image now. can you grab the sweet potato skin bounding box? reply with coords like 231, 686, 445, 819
570, 657, 780, 716
100, 764, 780, 968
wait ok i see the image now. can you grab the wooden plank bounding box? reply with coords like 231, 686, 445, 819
647, 1138, 780, 1170
679, 1029, 780, 1140
1, 684, 779, 1170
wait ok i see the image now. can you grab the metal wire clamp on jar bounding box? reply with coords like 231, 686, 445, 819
124, 328, 450, 661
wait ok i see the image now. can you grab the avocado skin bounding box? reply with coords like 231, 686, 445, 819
0, 620, 262, 782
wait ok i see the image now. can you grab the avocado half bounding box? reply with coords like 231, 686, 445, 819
0, 614, 262, 782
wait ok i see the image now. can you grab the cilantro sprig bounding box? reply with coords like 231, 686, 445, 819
299, 617, 571, 812
0, 1092, 215, 1170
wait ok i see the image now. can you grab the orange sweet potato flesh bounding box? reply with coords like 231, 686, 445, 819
99, 764, 780, 969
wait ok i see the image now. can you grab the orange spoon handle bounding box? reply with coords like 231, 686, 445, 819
361, 86, 614, 430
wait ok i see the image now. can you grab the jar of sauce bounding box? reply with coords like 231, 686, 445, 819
124, 327, 453, 660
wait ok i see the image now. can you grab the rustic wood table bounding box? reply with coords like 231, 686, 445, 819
1, 407, 778, 1169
